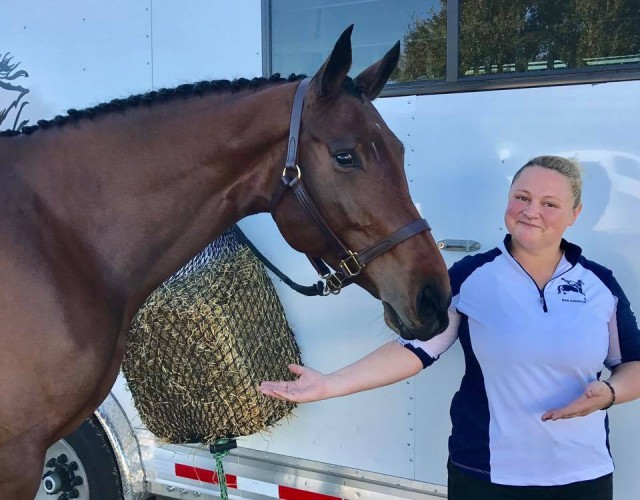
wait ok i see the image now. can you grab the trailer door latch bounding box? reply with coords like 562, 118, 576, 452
437, 239, 481, 252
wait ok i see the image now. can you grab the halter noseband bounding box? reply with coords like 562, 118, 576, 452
270, 77, 431, 296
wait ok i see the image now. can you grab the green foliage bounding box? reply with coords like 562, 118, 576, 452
393, 0, 640, 82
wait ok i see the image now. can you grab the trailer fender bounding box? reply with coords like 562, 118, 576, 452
95, 391, 149, 500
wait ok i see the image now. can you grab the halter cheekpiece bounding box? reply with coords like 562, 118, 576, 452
270, 77, 432, 295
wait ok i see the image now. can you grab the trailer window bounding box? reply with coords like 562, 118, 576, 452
458, 1, 640, 77
265, 0, 640, 96
267, 0, 444, 80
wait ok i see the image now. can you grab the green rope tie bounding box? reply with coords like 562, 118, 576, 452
211, 438, 235, 500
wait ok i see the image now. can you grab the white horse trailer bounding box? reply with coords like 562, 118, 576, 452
2, 1, 639, 499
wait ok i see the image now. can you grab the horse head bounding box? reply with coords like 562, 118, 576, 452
271, 26, 451, 341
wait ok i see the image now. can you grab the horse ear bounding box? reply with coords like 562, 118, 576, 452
354, 41, 400, 100
313, 25, 354, 98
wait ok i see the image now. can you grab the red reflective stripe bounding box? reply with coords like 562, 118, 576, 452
174, 465, 341, 499
278, 485, 342, 500
174, 464, 238, 488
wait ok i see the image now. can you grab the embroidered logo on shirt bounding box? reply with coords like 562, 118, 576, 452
558, 278, 587, 303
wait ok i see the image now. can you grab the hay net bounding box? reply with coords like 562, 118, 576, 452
122, 226, 301, 444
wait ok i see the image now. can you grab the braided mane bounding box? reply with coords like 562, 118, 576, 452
0, 74, 301, 137
1, 73, 364, 137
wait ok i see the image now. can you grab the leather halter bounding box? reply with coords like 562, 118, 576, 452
270, 77, 431, 295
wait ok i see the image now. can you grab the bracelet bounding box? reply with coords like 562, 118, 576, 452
601, 380, 616, 410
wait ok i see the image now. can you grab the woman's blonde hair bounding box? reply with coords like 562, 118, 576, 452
511, 155, 582, 209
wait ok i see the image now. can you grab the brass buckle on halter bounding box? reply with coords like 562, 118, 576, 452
339, 251, 363, 277
322, 272, 343, 296
282, 164, 302, 180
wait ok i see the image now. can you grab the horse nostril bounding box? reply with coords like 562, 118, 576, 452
417, 282, 451, 335
435, 308, 449, 334
418, 282, 449, 313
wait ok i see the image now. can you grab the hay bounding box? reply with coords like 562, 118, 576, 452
122, 227, 301, 444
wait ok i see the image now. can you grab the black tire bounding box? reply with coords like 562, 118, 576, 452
38, 416, 123, 500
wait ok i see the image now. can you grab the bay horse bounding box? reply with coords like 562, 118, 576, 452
0, 26, 450, 498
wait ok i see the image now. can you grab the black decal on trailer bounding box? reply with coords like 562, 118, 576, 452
0, 52, 30, 131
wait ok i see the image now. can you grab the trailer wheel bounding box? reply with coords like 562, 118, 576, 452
36, 416, 123, 500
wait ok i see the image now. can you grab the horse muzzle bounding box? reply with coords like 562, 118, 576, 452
382, 283, 451, 341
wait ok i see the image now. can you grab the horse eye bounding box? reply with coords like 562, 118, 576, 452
334, 152, 358, 168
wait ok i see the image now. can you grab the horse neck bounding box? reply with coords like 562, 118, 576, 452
21, 82, 295, 312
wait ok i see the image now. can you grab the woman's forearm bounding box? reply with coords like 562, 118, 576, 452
608, 360, 640, 405
324, 340, 423, 398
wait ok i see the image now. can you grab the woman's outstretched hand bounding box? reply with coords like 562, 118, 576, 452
541, 380, 614, 421
259, 364, 330, 403
259, 341, 426, 404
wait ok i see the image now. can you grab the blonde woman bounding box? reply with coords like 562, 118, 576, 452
260, 156, 640, 500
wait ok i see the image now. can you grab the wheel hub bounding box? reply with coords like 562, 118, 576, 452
42, 453, 83, 499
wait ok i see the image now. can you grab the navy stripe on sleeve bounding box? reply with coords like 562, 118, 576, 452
580, 257, 640, 362
403, 343, 437, 368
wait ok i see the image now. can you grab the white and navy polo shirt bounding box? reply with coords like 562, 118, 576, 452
401, 235, 640, 486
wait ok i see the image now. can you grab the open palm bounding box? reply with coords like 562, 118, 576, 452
259, 364, 329, 403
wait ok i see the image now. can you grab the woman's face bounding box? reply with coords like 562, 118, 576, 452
505, 166, 582, 254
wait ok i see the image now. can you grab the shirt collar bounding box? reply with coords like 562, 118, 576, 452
501, 234, 582, 267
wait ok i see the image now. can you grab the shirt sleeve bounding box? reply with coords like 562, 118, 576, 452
398, 309, 461, 368
604, 274, 640, 369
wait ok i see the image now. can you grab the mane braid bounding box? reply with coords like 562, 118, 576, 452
0, 73, 362, 137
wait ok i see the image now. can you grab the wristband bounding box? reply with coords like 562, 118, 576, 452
601, 380, 616, 410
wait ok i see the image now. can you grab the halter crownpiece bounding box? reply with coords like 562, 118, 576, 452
271, 77, 431, 296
